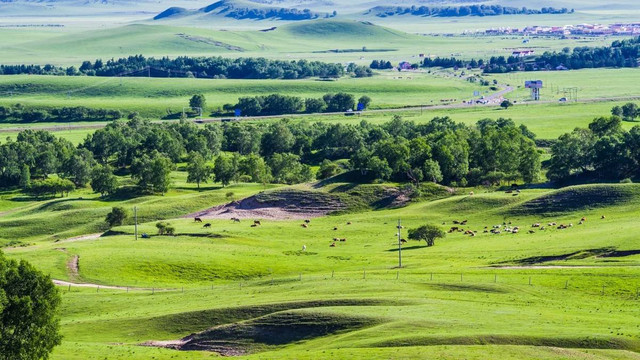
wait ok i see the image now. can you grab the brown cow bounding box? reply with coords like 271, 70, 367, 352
194, 217, 203, 223
301, 223, 308, 228
330, 242, 336, 247
254, 220, 261, 226
400, 239, 407, 244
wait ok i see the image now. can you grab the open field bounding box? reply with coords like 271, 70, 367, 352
0, 72, 486, 116
1, 67, 639, 143
3, 2, 640, 358
3, 175, 640, 359
0, 21, 625, 65
0, 99, 634, 144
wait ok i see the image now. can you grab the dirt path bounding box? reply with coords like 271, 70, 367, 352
56, 233, 102, 244
140, 340, 187, 349
51, 279, 161, 291
67, 255, 79, 280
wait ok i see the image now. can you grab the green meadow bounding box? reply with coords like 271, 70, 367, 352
2, 5, 640, 358
3, 174, 640, 359
0, 21, 624, 65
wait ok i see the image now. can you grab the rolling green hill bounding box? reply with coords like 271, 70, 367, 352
3, 174, 640, 359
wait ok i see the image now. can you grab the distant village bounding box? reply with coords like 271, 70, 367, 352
467, 23, 640, 37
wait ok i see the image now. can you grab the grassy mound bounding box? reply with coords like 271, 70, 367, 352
509, 184, 640, 216
371, 335, 640, 351
145, 299, 393, 339
179, 310, 379, 354
281, 19, 407, 39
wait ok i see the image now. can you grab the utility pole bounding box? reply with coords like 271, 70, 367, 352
397, 219, 402, 268
134, 206, 138, 240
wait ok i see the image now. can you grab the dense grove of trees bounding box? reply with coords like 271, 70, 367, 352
422, 37, 640, 73
371, 5, 571, 17
0, 105, 122, 123
0, 115, 542, 196
231, 93, 368, 116
0, 56, 358, 80
370, 60, 393, 70
547, 112, 640, 182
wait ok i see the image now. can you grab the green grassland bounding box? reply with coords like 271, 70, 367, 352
0, 71, 486, 115
1, 67, 638, 144
0, 99, 632, 145
3, 174, 640, 359
0, 21, 624, 65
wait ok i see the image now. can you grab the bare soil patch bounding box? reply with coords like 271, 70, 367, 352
56, 233, 102, 244
188, 190, 346, 220
67, 255, 79, 280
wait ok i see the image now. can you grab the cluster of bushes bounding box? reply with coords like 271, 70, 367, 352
422, 37, 640, 73
0, 55, 363, 80
0, 105, 122, 123
230, 93, 371, 116
548, 115, 640, 182
371, 5, 571, 17
25, 177, 75, 198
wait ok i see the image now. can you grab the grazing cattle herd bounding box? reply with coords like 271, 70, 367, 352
446, 215, 604, 237
189, 211, 606, 251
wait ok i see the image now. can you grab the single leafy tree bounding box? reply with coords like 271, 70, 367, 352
358, 95, 372, 110
0, 253, 62, 360
91, 164, 118, 197
214, 155, 235, 187
186, 152, 213, 189
131, 152, 173, 194
317, 159, 342, 180
408, 224, 446, 247
105, 206, 128, 228
621, 102, 638, 121
189, 94, 206, 113
19, 164, 30, 189
500, 100, 513, 109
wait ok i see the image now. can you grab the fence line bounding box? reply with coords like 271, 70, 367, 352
59, 269, 640, 300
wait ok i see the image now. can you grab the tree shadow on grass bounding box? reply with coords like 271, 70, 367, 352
386, 244, 429, 252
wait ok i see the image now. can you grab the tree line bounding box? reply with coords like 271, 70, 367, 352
370, 60, 394, 70
0, 115, 542, 196
230, 93, 371, 116
224, 7, 325, 20
370, 5, 571, 17
0, 105, 122, 123
0, 55, 363, 80
548, 106, 640, 182
421, 37, 640, 73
